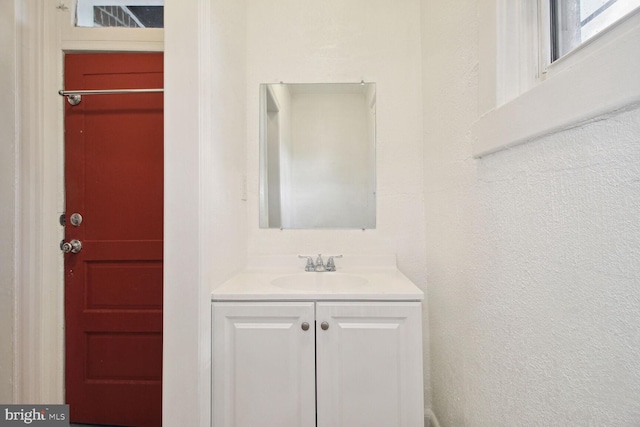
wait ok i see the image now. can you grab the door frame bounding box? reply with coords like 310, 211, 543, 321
15, 0, 162, 404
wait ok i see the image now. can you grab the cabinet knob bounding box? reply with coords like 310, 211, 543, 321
321, 321, 329, 331
301, 322, 310, 331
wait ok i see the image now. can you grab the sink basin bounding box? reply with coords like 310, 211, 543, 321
271, 273, 368, 291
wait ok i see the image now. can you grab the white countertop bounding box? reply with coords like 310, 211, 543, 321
211, 255, 424, 301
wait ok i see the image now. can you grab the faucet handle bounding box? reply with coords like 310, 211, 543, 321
298, 255, 315, 272
326, 255, 343, 271
315, 254, 326, 272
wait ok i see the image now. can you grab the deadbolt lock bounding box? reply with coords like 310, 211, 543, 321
70, 213, 83, 227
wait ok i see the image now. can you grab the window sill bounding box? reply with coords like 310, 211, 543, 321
471, 10, 640, 158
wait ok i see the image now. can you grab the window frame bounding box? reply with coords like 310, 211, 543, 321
472, 0, 640, 157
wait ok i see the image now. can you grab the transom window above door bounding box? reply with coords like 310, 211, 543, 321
76, 0, 163, 28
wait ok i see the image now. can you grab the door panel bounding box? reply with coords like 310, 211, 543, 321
64, 53, 163, 427
315, 302, 424, 427
212, 302, 316, 427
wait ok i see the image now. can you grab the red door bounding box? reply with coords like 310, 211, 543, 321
64, 53, 163, 427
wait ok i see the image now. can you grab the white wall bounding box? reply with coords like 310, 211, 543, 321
0, 0, 16, 404
164, 0, 247, 425
289, 92, 372, 228
246, 0, 429, 408
422, 1, 640, 425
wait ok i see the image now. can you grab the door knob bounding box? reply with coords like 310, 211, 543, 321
61, 239, 82, 254
321, 321, 329, 330
301, 322, 310, 331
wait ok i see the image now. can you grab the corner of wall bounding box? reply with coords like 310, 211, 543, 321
0, 0, 17, 404
164, 0, 248, 426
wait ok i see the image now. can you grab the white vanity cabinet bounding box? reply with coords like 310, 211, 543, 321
315, 302, 423, 427
211, 300, 424, 427
211, 302, 316, 427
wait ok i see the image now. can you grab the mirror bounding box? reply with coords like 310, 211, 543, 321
259, 83, 376, 229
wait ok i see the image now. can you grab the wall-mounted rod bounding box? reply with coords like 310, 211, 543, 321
58, 88, 163, 96
58, 88, 163, 105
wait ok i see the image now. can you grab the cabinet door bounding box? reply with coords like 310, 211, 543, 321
212, 302, 316, 427
316, 302, 424, 427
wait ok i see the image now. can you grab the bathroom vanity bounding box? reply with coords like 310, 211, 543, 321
211, 256, 424, 427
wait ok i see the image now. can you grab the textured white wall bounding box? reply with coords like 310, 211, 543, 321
422, 1, 640, 426
245, 0, 429, 409
0, 0, 16, 404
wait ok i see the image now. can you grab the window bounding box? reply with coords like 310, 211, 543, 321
551, 0, 640, 60
472, 0, 640, 156
76, 0, 163, 28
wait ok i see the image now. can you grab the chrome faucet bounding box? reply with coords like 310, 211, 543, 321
314, 254, 326, 272
298, 254, 342, 272
298, 255, 315, 272
326, 255, 343, 272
